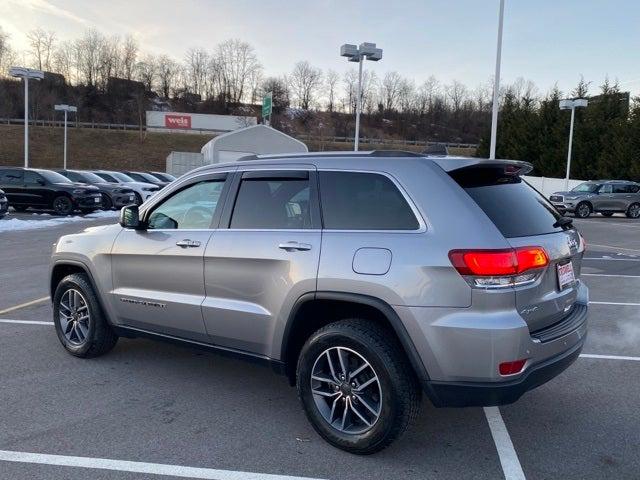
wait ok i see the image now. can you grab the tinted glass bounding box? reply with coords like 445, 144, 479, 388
572, 182, 598, 193
95, 172, 118, 182
153, 172, 176, 181
24, 171, 44, 185
231, 177, 311, 229
76, 171, 106, 183
147, 180, 224, 230
0, 169, 22, 185
450, 166, 563, 238
111, 172, 135, 182
629, 185, 640, 193
126, 172, 147, 182
613, 184, 636, 194
319, 171, 419, 230
600, 184, 612, 194
35, 170, 72, 184
63, 171, 84, 182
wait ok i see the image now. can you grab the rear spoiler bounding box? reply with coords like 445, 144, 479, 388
431, 157, 533, 176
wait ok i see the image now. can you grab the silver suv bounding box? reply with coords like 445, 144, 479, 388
550, 180, 640, 218
49, 152, 588, 454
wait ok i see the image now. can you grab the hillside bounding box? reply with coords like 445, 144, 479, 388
0, 124, 476, 171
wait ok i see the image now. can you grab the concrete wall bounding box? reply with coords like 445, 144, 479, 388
166, 151, 204, 177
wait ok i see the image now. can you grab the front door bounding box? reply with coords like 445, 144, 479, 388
110, 174, 229, 341
202, 168, 321, 357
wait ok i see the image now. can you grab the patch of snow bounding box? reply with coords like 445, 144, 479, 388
0, 211, 118, 232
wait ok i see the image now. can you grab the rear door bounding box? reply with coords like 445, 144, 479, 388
202, 167, 321, 357
449, 164, 585, 332
612, 184, 635, 210
23, 171, 49, 207
0, 169, 24, 204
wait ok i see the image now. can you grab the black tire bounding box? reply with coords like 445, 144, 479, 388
52, 195, 74, 215
626, 203, 640, 219
12, 205, 28, 212
296, 319, 421, 454
575, 202, 591, 218
101, 194, 113, 210
53, 273, 118, 358
601, 211, 614, 217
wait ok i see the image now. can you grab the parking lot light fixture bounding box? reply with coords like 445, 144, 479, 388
54, 104, 78, 170
9, 67, 45, 168
340, 42, 383, 151
559, 98, 588, 191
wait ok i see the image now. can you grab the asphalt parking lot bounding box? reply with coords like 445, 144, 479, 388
0, 212, 638, 480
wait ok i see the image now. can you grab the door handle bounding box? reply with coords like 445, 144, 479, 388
278, 241, 312, 252
176, 239, 201, 248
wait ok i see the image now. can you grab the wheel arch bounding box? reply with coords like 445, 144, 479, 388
280, 292, 430, 387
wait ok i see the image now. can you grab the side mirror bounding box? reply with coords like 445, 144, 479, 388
119, 205, 144, 229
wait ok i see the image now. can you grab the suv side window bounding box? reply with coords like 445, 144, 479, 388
629, 185, 640, 193
24, 171, 43, 186
319, 171, 419, 230
0, 169, 23, 185
599, 184, 612, 194
230, 172, 312, 229
66, 171, 84, 182
613, 184, 636, 194
147, 180, 225, 230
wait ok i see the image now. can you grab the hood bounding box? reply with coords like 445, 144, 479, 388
551, 191, 591, 197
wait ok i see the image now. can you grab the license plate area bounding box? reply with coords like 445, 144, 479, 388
557, 260, 576, 290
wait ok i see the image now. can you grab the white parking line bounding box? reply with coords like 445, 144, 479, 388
0, 449, 325, 480
0, 297, 49, 315
589, 301, 640, 306
483, 407, 526, 480
582, 274, 640, 278
0, 319, 53, 325
580, 354, 640, 361
583, 258, 640, 261
585, 243, 640, 253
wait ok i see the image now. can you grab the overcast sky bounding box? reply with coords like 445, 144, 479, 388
2, 0, 639, 96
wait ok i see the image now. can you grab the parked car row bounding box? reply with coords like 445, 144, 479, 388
0, 167, 176, 216
550, 180, 640, 218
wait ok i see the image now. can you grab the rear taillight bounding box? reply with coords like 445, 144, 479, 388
449, 247, 548, 288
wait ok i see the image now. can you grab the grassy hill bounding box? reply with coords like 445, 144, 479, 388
0, 124, 475, 171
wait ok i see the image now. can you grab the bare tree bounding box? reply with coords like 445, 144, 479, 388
361, 70, 379, 114
325, 69, 339, 112
417, 76, 439, 115
136, 54, 157, 91
156, 54, 178, 98
26, 28, 56, 71
289, 61, 322, 110
75, 29, 105, 86
121, 35, 138, 80
381, 71, 402, 112
342, 69, 358, 114
397, 78, 416, 112
0, 27, 17, 77
184, 47, 208, 97
215, 39, 262, 103
260, 76, 290, 113
446, 80, 468, 113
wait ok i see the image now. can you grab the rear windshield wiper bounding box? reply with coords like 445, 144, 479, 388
553, 217, 573, 229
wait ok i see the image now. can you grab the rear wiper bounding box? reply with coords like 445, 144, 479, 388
553, 217, 573, 229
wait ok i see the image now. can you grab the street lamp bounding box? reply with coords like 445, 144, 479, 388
559, 98, 588, 190
340, 42, 382, 151
489, 0, 505, 160
10, 67, 44, 168
54, 104, 77, 169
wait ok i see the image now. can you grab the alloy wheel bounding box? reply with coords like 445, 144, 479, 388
628, 204, 640, 218
577, 203, 590, 218
59, 289, 90, 345
310, 346, 382, 435
53, 196, 73, 215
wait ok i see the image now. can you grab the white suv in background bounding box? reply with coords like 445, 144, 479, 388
91, 170, 160, 204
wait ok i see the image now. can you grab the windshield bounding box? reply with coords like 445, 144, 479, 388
110, 172, 135, 182
35, 169, 72, 184
77, 171, 107, 183
571, 182, 599, 193
154, 172, 176, 181
137, 172, 161, 182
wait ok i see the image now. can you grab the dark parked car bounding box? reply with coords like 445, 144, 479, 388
0, 167, 102, 215
56, 170, 138, 209
0, 188, 8, 218
147, 171, 176, 182
550, 180, 640, 218
122, 171, 170, 188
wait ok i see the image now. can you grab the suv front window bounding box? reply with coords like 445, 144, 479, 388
147, 180, 225, 229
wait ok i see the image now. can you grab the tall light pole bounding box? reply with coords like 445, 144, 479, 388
489, 0, 505, 159
10, 67, 44, 168
54, 104, 77, 169
340, 42, 383, 151
559, 98, 588, 190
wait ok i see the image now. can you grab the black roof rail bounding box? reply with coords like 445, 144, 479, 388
368, 150, 424, 157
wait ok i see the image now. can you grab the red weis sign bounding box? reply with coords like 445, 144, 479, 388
164, 114, 192, 129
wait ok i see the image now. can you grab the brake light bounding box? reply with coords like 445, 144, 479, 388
499, 359, 527, 376
449, 247, 548, 276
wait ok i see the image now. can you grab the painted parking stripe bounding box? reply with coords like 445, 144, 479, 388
580, 354, 640, 362
0, 449, 325, 480
0, 297, 49, 315
589, 301, 640, 306
582, 273, 640, 278
583, 258, 640, 261
0, 319, 53, 325
484, 407, 526, 480
585, 243, 640, 253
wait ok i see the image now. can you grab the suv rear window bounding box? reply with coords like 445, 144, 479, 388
450, 166, 563, 238
319, 171, 419, 230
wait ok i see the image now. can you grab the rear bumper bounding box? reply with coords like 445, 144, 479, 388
424, 334, 585, 407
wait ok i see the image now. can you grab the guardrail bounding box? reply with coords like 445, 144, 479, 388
0, 117, 478, 148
